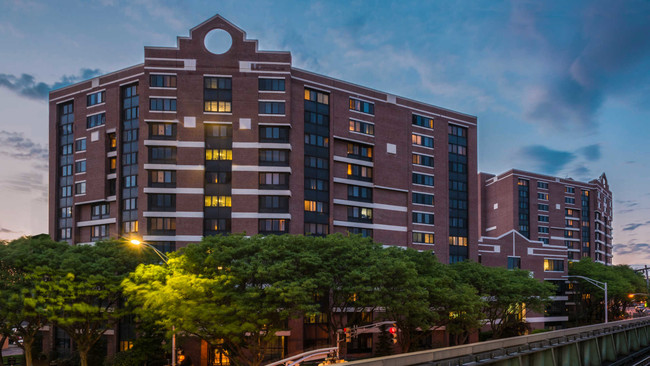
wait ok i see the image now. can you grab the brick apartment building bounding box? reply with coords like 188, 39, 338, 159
49, 14, 478, 265
477, 169, 613, 328
47, 14, 612, 363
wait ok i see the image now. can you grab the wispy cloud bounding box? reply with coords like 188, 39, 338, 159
0, 227, 16, 234
578, 144, 601, 161
614, 242, 650, 256
0, 171, 48, 200
0, 130, 48, 160
0, 68, 101, 100
622, 221, 650, 232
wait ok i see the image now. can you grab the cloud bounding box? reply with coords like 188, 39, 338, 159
0, 130, 48, 161
519, 145, 576, 175
0, 68, 101, 100
0, 171, 48, 200
578, 144, 601, 161
513, 0, 650, 129
0, 227, 16, 234
622, 221, 650, 232
614, 242, 650, 256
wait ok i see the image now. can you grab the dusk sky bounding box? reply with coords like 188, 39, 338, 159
1, 0, 649, 265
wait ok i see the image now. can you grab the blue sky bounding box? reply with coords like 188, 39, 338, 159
1, 0, 649, 265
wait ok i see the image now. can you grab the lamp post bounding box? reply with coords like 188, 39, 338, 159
129, 239, 176, 366
563, 275, 608, 323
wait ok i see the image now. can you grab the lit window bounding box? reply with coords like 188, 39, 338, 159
204, 196, 232, 207
206, 149, 233, 161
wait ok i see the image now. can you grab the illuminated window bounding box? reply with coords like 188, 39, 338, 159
349, 98, 374, 114
347, 143, 372, 160
204, 77, 232, 112
204, 196, 232, 207
347, 164, 372, 181
544, 259, 564, 272
348, 207, 372, 222
412, 134, 434, 148
412, 114, 434, 129
123, 221, 138, 234
413, 153, 434, 167
413, 232, 434, 244
305, 89, 329, 104
448, 236, 468, 246
304, 200, 327, 213
259, 219, 288, 233
206, 149, 232, 161
349, 119, 374, 135
150, 74, 177, 88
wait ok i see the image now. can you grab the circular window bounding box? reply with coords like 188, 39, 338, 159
204, 28, 232, 54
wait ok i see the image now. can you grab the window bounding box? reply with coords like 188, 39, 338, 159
565, 197, 576, 204
538, 193, 549, 200
347, 164, 372, 181
206, 172, 232, 185
91, 225, 109, 240
348, 227, 372, 237
149, 98, 177, 111
75, 181, 86, 195
412, 134, 434, 148
61, 165, 73, 176
259, 101, 285, 115
60, 207, 72, 218
150, 170, 176, 187
123, 220, 138, 233
507, 257, 521, 270
449, 162, 466, 173
60, 227, 72, 239
449, 180, 467, 191
413, 193, 434, 206
258, 78, 285, 91
538, 226, 549, 233
149, 147, 176, 163
123, 198, 137, 211
259, 219, 288, 233
566, 186, 575, 194
349, 98, 374, 114
413, 154, 434, 167
413, 232, 434, 244
305, 156, 328, 169
304, 134, 329, 147
413, 173, 434, 186
123, 152, 137, 165
349, 119, 374, 135
75, 138, 86, 152
204, 77, 232, 112
412, 114, 434, 129
518, 179, 529, 186
305, 223, 329, 236
149, 123, 176, 139
75, 160, 87, 173
61, 144, 73, 155
205, 124, 232, 138
449, 199, 467, 209
564, 230, 575, 238
544, 259, 564, 272
259, 173, 288, 188
260, 126, 289, 142
107, 133, 116, 151
539, 238, 549, 244
537, 182, 549, 189
205, 219, 231, 233
259, 150, 289, 166
413, 212, 434, 225
123, 128, 138, 142
150, 74, 177, 88
148, 194, 175, 211
304, 200, 327, 213
86, 113, 106, 128
91, 203, 110, 219
538, 204, 549, 211
87, 91, 105, 106
259, 196, 289, 212
449, 236, 468, 246
204, 196, 232, 207
348, 185, 372, 202
538, 215, 549, 222
348, 207, 372, 222
347, 143, 372, 160
448, 125, 466, 137
148, 218, 176, 234
306, 178, 327, 191
448, 143, 466, 155
206, 149, 232, 161
123, 175, 137, 188
304, 89, 329, 104
566, 208, 576, 217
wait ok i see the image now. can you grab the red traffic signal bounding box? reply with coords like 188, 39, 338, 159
388, 327, 397, 334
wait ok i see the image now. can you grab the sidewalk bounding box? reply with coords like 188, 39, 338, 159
2, 345, 24, 357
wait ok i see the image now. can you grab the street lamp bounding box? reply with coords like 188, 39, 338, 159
563, 275, 608, 323
128, 239, 176, 366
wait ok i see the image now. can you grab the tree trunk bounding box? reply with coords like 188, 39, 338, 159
79, 349, 89, 366
0, 334, 6, 366
23, 338, 34, 366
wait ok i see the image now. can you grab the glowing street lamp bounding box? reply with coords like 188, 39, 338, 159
128, 238, 175, 366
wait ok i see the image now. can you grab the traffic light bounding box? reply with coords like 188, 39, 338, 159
389, 325, 398, 344
344, 327, 351, 343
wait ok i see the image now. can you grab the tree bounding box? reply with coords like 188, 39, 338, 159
452, 261, 554, 339
0, 235, 69, 366
569, 258, 645, 324
35, 240, 146, 366
123, 234, 318, 366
